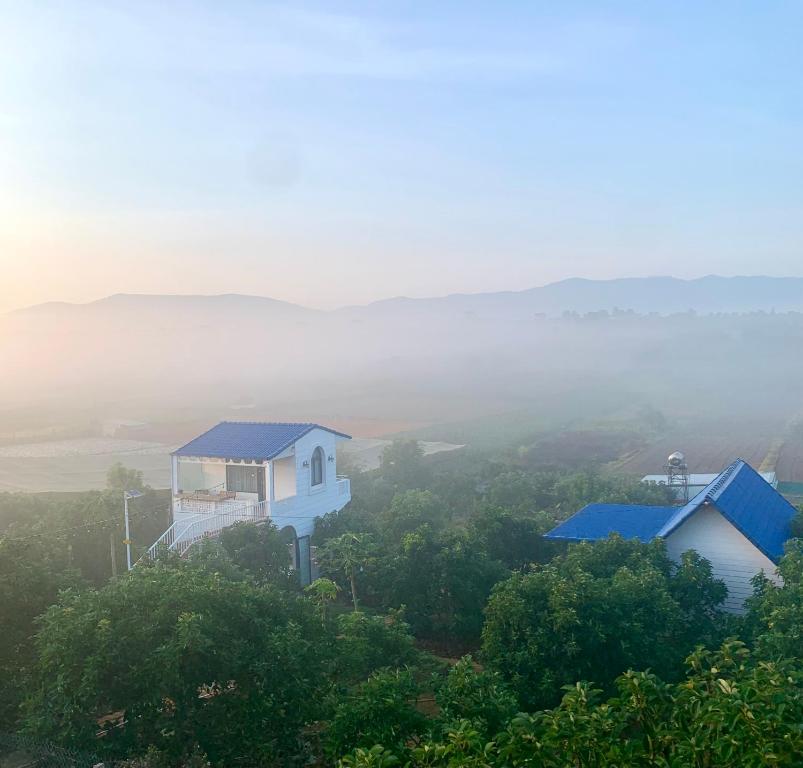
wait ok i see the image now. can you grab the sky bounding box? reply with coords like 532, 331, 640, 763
2, 1, 803, 313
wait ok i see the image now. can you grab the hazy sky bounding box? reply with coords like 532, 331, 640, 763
2, 2, 803, 313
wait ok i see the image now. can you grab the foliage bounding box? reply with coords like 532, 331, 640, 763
0, 536, 82, 729
106, 462, 147, 492
789, 507, 803, 539
216, 520, 295, 587
469, 504, 557, 570
325, 669, 428, 759
339, 642, 803, 767
23, 559, 330, 766
305, 577, 341, 622
380, 440, 431, 491
333, 609, 419, 682
433, 656, 517, 738
380, 527, 507, 647
481, 536, 727, 709
379, 490, 449, 544
745, 541, 803, 660
318, 532, 376, 610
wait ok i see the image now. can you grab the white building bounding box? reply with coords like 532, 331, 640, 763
143, 422, 351, 582
641, 471, 778, 500
547, 459, 796, 613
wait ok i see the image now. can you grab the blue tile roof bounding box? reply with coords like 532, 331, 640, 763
173, 422, 351, 461
546, 459, 797, 563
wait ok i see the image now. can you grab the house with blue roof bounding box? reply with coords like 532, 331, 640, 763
141, 422, 351, 582
546, 459, 797, 612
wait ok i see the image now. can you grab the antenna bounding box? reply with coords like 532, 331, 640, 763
664, 451, 689, 504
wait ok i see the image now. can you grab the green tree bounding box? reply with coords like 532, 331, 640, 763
217, 520, 295, 587
333, 610, 419, 682
0, 536, 82, 728
339, 642, 803, 767
433, 656, 517, 738
305, 577, 341, 623
379, 490, 449, 544
380, 440, 431, 490
325, 669, 427, 760
318, 532, 375, 610
23, 560, 330, 766
481, 536, 726, 709
106, 462, 146, 492
745, 541, 803, 660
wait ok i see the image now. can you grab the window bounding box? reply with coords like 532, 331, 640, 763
226, 464, 259, 494
311, 446, 324, 487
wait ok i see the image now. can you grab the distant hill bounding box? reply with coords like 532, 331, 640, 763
349, 275, 803, 317
4, 275, 803, 416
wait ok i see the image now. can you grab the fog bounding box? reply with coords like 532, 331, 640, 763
3, 277, 803, 447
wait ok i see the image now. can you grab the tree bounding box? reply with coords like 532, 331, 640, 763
481, 536, 726, 709
325, 669, 427, 760
106, 462, 146, 492
433, 656, 517, 739
380, 440, 431, 490
379, 490, 449, 544
0, 536, 82, 729
305, 577, 340, 623
23, 560, 330, 766
318, 532, 375, 610
745, 541, 803, 660
333, 610, 419, 683
380, 527, 507, 648
217, 521, 295, 587
338, 642, 803, 767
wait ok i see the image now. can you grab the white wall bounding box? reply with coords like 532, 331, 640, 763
270, 428, 349, 538
664, 505, 782, 614
273, 456, 296, 500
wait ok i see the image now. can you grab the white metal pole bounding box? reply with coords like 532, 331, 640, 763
124, 493, 132, 571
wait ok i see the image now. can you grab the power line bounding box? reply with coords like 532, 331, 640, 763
0, 504, 171, 543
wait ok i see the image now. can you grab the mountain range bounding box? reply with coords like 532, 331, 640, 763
4, 275, 803, 418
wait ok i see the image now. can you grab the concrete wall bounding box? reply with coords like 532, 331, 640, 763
273, 455, 296, 500
665, 505, 782, 614
270, 428, 349, 538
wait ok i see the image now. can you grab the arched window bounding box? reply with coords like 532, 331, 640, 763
311, 446, 324, 487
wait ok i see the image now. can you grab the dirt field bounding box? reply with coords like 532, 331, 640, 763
0, 436, 463, 493
613, 428, 779, 477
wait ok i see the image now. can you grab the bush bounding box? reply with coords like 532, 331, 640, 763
325, 669, 428, 759
481, 536, 726, 709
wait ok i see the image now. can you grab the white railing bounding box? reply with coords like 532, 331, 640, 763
337, 476, 351, 498
138, 499, 270, 564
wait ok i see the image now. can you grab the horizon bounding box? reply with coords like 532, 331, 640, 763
5, 3, 803, 313
7, 272, 803, 315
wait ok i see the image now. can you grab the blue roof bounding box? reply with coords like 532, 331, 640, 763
173, 421, 351, 461
545, 504, 679, 543
546, 459, 797, 563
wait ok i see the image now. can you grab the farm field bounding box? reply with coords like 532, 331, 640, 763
0, 435, 463, 493
612, 422, 782, 478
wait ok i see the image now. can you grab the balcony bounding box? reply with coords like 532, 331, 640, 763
173, 489, 258, 517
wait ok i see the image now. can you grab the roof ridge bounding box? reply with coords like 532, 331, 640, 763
704, 458, 745, 500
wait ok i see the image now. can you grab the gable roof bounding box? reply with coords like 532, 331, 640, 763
656, 459, 796, 562
545, 459, 797, 563
173, 422, 351, 461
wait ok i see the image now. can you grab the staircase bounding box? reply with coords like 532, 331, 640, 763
137, 499, 270, 565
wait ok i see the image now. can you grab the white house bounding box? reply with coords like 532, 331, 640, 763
143, 421, 351, 582
546, 459, 796, 613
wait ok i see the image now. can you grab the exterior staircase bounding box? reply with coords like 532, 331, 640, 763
137, 499, 270, 565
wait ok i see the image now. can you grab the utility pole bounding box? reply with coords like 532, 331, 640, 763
110, 532, 118, 577
123, 489, 144, 571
